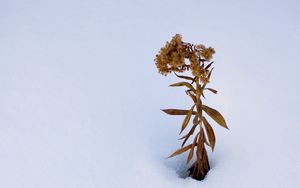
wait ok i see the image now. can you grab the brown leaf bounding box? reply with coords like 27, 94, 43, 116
187, 92, 197, 103
202, 105, 228, 129
174, 73, 194, 81
187, 133, 199, 164
206, 88, 218, 94
199, 127, 205, 144
181, 116, 199, 147
181, 130, 193, 147
169, 82, 195, 91
161, 109, 197, 115
196, 127, 205, 160
202, 116, 216, 151
207, 68, 214, 80
167, 144, 193, 158
205, 61, 214, 70
180, 105, 195, 134
204, 132, 210, 146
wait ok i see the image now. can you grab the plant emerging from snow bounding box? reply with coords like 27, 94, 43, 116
155, 34, 228, 181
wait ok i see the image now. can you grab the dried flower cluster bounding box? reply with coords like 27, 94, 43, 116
155, 34, 215, 84
155, 34, 228, 181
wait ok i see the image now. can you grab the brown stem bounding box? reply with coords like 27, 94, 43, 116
187, 77, 210, 181
195, 78, 202, 122
188, 145, 210, 180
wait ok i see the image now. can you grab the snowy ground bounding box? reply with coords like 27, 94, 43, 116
1, 0, 300, 187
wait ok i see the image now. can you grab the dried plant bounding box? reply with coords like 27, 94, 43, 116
155, 34, 228, 181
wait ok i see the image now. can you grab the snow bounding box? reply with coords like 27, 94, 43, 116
0, 0, 300, 187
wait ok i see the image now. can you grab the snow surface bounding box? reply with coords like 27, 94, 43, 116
0, 0, 300, 187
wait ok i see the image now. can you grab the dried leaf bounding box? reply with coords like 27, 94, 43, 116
208, 68, 214, 80
206, 88, 218, 94
187, 133, 199, 164
199, 127, 205, 145
196, 127, 205, 160
187, 92, 197, 103
205, 61, 214, 70
181, 116, 199, 147
181, 129, 194, 147
161, 109, 197, 115
174, 73, 194, 81
167, 144, 193, 158
202, 116, 216, 151
202, 105, 228, 129
191, 76, 197, 84
169, 82, 195, 91
180, 105, 195, 134
204, 132, 210, 146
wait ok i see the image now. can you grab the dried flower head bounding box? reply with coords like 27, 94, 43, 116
155, 34, 215, 84
155, 34, 186, 75
196, 44, 215, 61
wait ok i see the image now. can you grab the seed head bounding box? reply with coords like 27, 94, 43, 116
155, 34, 215, 84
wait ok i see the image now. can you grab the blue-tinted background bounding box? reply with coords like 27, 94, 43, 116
0, 0, 299, 187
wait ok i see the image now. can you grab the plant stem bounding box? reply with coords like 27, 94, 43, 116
195, 78, 202, 124
188, 77, 210, 181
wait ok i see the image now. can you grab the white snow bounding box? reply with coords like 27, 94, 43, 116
0, 0, 299, 187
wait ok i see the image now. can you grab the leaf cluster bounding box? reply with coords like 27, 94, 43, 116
162, 76, 228, 164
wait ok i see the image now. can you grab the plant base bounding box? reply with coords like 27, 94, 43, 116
187, 147, 210, 181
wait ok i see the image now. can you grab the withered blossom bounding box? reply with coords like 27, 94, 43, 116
196, 44, 215, 61
155, 34, 215, 84
155, 34, 186, 75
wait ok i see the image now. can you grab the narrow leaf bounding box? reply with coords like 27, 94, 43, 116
207, 68, 214, 80
196, 127, 205, 160
202, 105, 228, 129
187, 92, 197, 103
174, 73, 194, 81
202, 116, 216, 151
167, 144, 193, 158
179, 105, 195, 134
205, 61, 214, 70
206, 88, 218, 94
191, 76, 197, 84
199, 127, 205, 145
181, 127, 195, 147
161, 109, 197, 115
204, 132, 210, 146
169, 82, 195, 91
187, 133, 199, 164
181, 115, 199, 147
